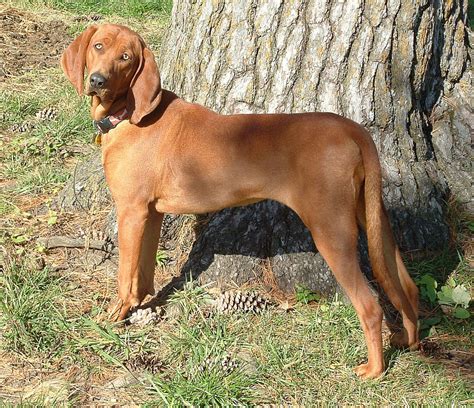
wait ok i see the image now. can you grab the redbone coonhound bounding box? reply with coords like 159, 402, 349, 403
61, 24, 419, 379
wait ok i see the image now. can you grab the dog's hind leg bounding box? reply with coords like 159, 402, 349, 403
307, 211, 385, 379
356, 196, 419, 349
378, 210, 419, 349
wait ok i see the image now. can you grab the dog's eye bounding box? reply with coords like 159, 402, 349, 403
94, 43, 103, 50
121, 53, 130, 61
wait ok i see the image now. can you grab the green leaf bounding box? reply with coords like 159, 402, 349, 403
295, 285, 320, 304
419, 274, 437, 288
419, 316, 442, 330
452, 285, 471, 308
47, 210, 58, 225
417, 274, 439, 304
437, 286, 454, 305
11, 235, 28, 244
424, 316, 442, 326
440, 285, 453, 297
437, 294, 451, 305
453, 307, 470, 319
426, 286, 437, 303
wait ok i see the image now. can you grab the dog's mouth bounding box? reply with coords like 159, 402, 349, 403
85, 86, 111, 100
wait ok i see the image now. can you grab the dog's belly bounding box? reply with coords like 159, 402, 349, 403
154, 174, 269, 214
153, 145, 283, 214
155, 195, 264, 214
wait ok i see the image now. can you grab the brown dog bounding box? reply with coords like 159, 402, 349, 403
61, 24, 419, 379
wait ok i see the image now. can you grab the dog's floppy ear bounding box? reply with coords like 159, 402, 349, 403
61, 25, 98, 95
127, 47, 162, 125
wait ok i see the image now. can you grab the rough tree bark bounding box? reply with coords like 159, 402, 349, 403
158, 0, 472, 292
57, 0, 472, 295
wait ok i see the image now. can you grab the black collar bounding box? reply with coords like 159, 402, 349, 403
93, 108, 128, 134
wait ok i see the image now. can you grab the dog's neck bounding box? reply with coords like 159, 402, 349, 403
91, 95, 127, 121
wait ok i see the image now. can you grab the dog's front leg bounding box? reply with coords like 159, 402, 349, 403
108, 205, 163, 321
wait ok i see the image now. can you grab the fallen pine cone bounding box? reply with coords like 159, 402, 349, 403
127, 353, 164, 374
10, 122, 35, 133
216, 290, 269, 314
36, 107, 58, 121
129, 307, 160, 326
198, 354, 239, 375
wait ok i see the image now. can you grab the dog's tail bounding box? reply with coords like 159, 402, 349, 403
357, 130, 419, 345
358, 135, 390, 288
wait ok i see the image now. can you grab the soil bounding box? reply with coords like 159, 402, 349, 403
0, 8, 71, 79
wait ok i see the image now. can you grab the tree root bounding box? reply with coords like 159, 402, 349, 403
37, 235, 118, 254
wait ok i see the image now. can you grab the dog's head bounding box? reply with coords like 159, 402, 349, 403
61, 24, 162, 124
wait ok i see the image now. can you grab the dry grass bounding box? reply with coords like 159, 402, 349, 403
0, 2, 472, 406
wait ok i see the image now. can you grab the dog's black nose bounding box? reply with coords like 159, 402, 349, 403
90, 72, 107, 89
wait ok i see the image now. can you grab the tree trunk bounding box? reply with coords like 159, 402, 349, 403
56, 0, 472, 296
158, 0, 472, 293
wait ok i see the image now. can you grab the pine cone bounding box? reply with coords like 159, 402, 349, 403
90, 229, 107, 241
216, 291, 269, 314
129, 307, 159, 326
10, 122, 35, 133
127, 353, 164, 374
73, 14, 103, 22
36, 107, 58, 121
220, 354, 239, 374
198, 354, 238, 375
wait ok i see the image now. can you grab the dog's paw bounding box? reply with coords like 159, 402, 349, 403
353, 363, 384, 380
106, 298, 133, 322
390, 331, 420, 350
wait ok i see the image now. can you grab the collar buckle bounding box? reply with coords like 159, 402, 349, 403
92, 108, 128, 135
93, 117, 113, 134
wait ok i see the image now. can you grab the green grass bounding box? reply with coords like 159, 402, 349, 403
0, 255, 471, 405
6, 0, 172, 17
0, 69, 92, 214
0, 0, 472, 405
0, 263, 68, 355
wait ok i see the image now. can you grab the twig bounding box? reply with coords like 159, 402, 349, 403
37, 235, 118, 254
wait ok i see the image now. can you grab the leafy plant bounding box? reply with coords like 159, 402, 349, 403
155, 250, 169, 266
416, 274, 471, 319
47, 209, 58, 225
295, 285, 321, 304
437, 277, 471, 319
416, 274, 438, 304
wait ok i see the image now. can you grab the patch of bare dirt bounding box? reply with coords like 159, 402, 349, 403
419, 337, 474, 386
0, 8, 71, 79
